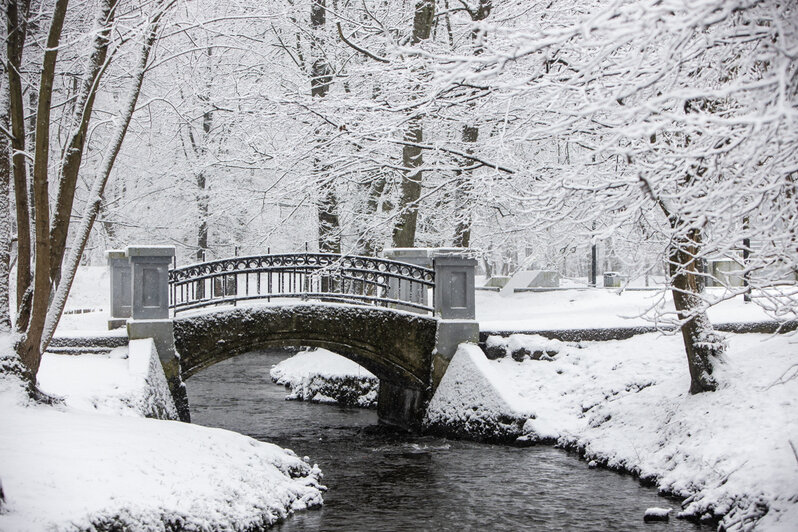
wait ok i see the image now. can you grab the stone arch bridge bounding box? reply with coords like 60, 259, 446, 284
106, 247, 479, 430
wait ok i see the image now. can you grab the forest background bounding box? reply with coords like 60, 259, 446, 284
1, 0, 796, 393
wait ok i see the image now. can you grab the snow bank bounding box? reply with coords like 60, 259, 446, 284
424, 344, 532, 442
0, 394, 323, 530
485, 332, 798, 529
270, 349, 378, 408
38, 339, 177, 419
0, 336, 324, 531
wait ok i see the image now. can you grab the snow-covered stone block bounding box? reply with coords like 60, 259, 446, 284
484, 334, 564, 361
643, 507, 671, 522
424, 343, 531, 442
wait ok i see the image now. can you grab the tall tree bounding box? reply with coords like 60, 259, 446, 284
452, 0, 492, 248
3, 0, 175, 389
391, 0, 435, 248
311, 0, 340, 253
5, 0, 32, 329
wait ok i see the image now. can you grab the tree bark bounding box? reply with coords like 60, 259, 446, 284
452, 124, 478, 247
311, 0, 340, 253
667, 224, 725, 394
0, 90, 13, 332
18, 0, 70, 381
393, 122, 424, 247
359, 174, 393, 256
6, 0, 32, 330
452, 1, 491, 248
391, 0, 435, 248
49, 0, 117, 288
191, 47, 214, 262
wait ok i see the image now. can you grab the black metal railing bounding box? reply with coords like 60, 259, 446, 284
168, 252, 435, 314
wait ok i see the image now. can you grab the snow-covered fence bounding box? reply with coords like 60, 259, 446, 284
167, 253, 436, 314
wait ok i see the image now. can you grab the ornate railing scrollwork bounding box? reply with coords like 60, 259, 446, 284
168, 252, 435, 314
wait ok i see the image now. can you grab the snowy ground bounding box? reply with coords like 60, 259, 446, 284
427, 333, 798, 531
270, 348, 378, 407
37, 339, 178, 419
0, 336, 324, 531
476, 288, 776, 332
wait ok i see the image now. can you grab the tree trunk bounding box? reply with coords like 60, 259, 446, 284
196, 171, 208, 261
392, 122, 424, 247
6, 0, 32, 330
40, 6, 168, 353
391, 0, 435, 248
0, 91, 13, 332
668, 225, 725, 394
452, 1, 491, 248
49, 0, 117, 288
452, 123, 478, 247
17, 0, 70, 381
311, 0, 340, 253
194, 47, 214, 261
356, 172, 393, 256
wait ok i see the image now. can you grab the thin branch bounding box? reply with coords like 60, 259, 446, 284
336, 22, 390, 63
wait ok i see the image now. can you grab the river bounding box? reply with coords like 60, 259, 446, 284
187, 350, 708, 531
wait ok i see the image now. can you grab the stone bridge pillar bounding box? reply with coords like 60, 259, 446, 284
107, 245, 189, 421
107, 249, 131, 330
431, 252, 479, 392
382, 247, 467, 314
382, 248, 480, 394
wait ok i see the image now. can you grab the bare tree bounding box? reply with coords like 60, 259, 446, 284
2, 0, 175, 389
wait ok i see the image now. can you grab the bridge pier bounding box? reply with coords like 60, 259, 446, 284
377, 381, 427, 430
383, 248, 480, 394
431, 252, 479, 393
108, 245, 190, 421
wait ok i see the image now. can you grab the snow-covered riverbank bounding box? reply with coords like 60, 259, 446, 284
276, 332, 798, 530
0, 338, 324, 531
482, 332, 797, 530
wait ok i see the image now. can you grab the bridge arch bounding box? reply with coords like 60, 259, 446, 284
173, 303, 439, 428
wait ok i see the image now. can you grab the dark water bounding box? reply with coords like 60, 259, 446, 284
187, 351, 707, 531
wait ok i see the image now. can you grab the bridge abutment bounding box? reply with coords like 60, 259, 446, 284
377, 381, 428, 431
432, 253, 479, 393
384, 248, 480, 394
108, 245, 190, 422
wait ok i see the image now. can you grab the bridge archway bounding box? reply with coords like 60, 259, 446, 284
173, 303, 439, 429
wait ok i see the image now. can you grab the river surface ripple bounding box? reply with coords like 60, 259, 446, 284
187, 350, 708, 531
